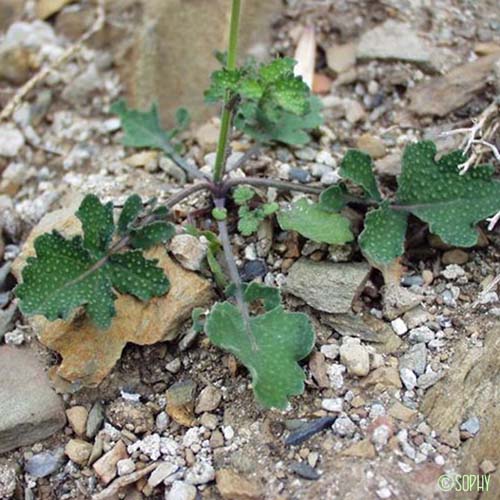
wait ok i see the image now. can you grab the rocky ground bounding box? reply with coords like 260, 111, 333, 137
0, 0, 499, 499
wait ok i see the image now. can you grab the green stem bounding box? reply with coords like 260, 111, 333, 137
213, 0, 242, 182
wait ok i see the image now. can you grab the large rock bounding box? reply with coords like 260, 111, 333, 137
123, 0, 282, 126
356, 20, 431, 66
285, 259, 370, 314
0, 346, 66, 453
12, 200, 213, 387
421, 321, 499, 466
408, 54, 500, 117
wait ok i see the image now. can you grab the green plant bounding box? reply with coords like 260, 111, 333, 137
15, 0, 500, 410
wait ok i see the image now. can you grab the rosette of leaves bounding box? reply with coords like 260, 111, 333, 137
233, 186, 278, 236
205, 283, 315, 409
16, 194, 174, 329
205, 57, 323, 145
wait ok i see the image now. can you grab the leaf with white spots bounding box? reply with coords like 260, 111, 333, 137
16, 231, 116, 329
340, 150, 382, 202
396, 141, 500, 246
205, 291, 315, 409
76, 194, 114, 258
277, 198, 353, 244
107, 251, 170, 301
359, 203, 408, 265
16, 194, 171, 329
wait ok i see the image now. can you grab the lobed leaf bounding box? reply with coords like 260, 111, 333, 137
359, 203, 408, 265
118, 194, 143, 235
277, 198, 353, 245
205, 290, 315, 409
340, 150, 382, 202
397, 141, 500, 246
129, 221, 175, 250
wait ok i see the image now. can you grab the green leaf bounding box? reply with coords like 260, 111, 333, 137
118, 194, 143, 235
277, 198, 353, 245
191, 307, 206, 333
233, 186, 256, 205
175, 107, 190, 131
397, 141, 500, 246
340, 150, 382, 201
107, 251, 169, 301
204, 68, 242, 102
240, 79, 264, 100
16, 194, 171, 330
261, 202, 279, 216
259, 58, 295, 83
76, 194, 114, 258
359, 204, 408, 265
319, 185, 349, 212
243, 282, 281, 311
111, 99, 173, 150
205, 297, 315, 409
238, 206, 263, 236
16, 232, 116, 329
130, 222, 175, 250
271, 78, 309, 115
212, 208, 227, 221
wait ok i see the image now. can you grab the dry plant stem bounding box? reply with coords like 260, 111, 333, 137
0, 0, 105, 121
225, 176, 323, 195
214, 197, 258, 352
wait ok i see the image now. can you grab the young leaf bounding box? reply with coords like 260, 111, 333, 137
16, 232, 116, 329
261, 202, 279, 216
340, 150, 382, 202
237, 206, 262, 236
107, 251, 170, 301
397, 141, 500, 246
111, 100, 173, 150
205, 298, 315, 409
277, 198, 353, 245
233, 186, 255, 205
212, 208, 227, 221
76, 194, 114, 258
359, 204, 408, 265
129, 222, 175, 250
319, 184, 349, 212
118, 194, 143, 235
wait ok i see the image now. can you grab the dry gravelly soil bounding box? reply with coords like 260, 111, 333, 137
0, 1, 499, 499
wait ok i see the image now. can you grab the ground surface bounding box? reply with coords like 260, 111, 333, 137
0, 1, 499, 499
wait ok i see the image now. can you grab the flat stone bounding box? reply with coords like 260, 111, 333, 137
285, 259, 370, 314
339, 339, 370, 376
326, 42, 357, 74
357, 20, 431, 66
216, 468, 264, 499
93, 440, 128, 485
24, 448, 65, 478
341, 438, 376, 458
400, 343, 427, 376
12, 201, 213, 387
0, 125, 24, 157
408, 54, 500, 116
166, 379, 196, 427
0, 346, 66, 453
148, 461, 178, 487
86, 401, 105, 439
389, 401, 417, 423
442, 249, 469, 265
361, 366, 402, 389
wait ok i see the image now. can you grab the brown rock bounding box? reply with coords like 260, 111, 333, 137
0, 346, 66, 454
474, 42, 500, 56
309, 351, 330, 388
361, 366, 402, 389
12, 201, 213, 387
216, 468, 264, 500
312, 73, 332, 95
166, 380, 196, 427
195, 385, 222, 414
106, 401, 154, 434
124, 0, 282, 126
326, 43, 356, 74
408, 54, 500, 116
66, 406, 88, 436
388, 401, 417, 423
36, 0, 74, 20
341, 439, 376, 458
356, 134, 387, 159
93, 440, 128, 485
65, 438, 93, 465
442, 249, 469, 266
0, 45, 33, 85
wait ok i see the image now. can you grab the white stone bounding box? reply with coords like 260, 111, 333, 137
170, 234, 208, 271
391, 318, 408, 336
321, 398, 343, 412
339, 339, 370, 376
184, 461, 215, 485
320, 344, 339, 360
116, 458, 136, 476
165, 481, 197, 500
0, 125, 24, 157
